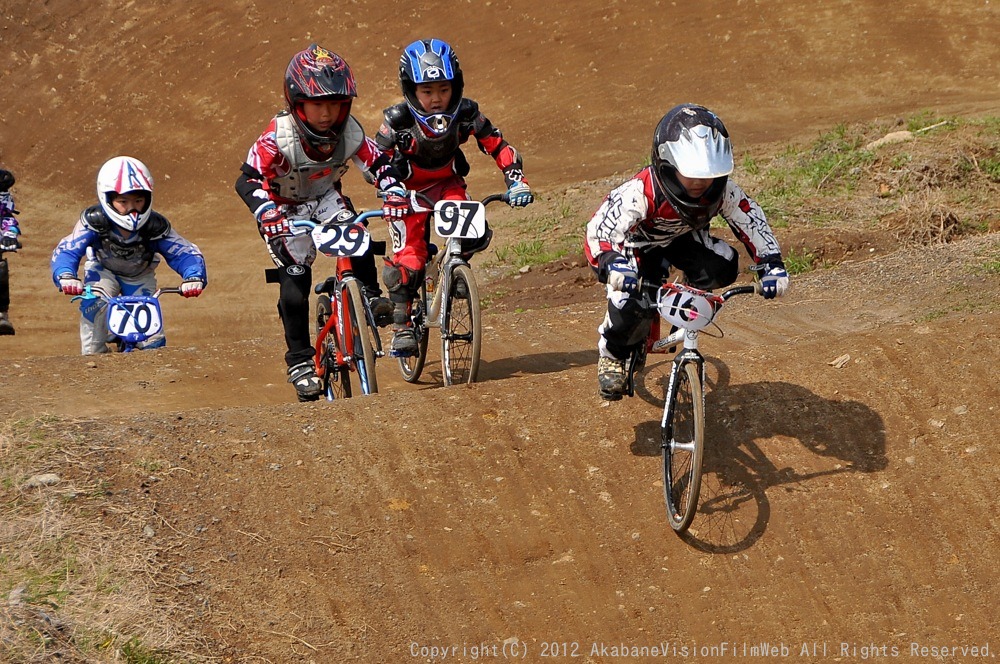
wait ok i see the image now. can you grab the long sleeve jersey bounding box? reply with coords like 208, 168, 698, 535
51, 206, 207, 284
585, 166, 782, 278
374, 99, 526, 188
235, 112, 404, 220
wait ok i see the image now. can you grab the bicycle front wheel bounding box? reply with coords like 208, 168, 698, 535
398, 282, 430, 383
343, 280, 379, 395
316, 293, 351, 400
441, 263, 481, 386
662, 361, 705, 532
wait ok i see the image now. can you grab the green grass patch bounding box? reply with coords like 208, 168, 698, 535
494, 239, 568, 268
783, 247, 818, 275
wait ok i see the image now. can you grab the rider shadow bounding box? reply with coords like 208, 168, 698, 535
630, 356, 887, 553
478, 349, 596, 382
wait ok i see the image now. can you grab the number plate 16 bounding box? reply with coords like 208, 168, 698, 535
433, 200, 487, 239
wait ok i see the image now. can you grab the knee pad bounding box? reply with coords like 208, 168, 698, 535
79, 297, 105, 323
382, 262, 424, 303
277, 264, 312, 315
382, 263, 421, 292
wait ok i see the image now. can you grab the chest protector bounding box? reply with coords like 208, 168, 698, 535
271, 112, 364, 202
82, 206, 171, 277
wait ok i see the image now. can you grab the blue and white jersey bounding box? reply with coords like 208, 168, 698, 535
51, 206, 207, 284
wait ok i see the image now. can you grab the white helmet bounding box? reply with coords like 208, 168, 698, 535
651, 104, 733, 229
96, 156, 154, 231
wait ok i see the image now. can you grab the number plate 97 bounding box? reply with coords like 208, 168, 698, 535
433, 200, 487, 239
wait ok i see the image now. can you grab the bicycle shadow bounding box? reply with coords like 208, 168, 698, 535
630, 357, 887, 553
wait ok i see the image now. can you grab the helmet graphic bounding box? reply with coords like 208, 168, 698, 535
399, 39, 464, 139
96, 156, 154, 232
651, 104, 734, 229
284, 44, 357, 151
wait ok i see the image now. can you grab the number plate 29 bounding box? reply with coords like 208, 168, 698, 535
433, 200, 487, 239
312, 222, 372, 257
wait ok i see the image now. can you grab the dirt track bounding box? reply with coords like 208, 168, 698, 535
2, 1, 999, 662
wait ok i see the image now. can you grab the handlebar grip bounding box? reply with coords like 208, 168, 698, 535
482, 193, 507, 206
720, 284, 760, 300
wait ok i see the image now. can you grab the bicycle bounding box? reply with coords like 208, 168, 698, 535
621, 277, 762, 533
292, 210, 386, 400
71, 284, 187, 352
394, 192, 510, 386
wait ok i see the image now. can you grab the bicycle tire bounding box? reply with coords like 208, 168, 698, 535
316, 293, 351, 400
343, 279, 379, 395
662, 361, 705, 532
398, 281, 430, 383
441, 263, 481, 386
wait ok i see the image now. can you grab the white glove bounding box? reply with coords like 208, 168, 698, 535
180, 280, 204, 298
58, 275, 84, 295
760, 263, 789, 299
607, 259, 638, 293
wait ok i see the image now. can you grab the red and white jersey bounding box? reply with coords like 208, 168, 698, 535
238, 112, 401, 216
585, 167, 782, 267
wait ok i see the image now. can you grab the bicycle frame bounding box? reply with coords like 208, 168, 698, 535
395, 192, 507, 385
292, 211, 385, 397
418, 193, 504, 330
624, 278, 760, 532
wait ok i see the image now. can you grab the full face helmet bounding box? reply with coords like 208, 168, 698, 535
284, 44, 357, 152
651, 104, 734, 229
399, 39, 464, 139
96, 156, 154, 232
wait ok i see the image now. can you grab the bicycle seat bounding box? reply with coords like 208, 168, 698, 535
314, 276, 339, 295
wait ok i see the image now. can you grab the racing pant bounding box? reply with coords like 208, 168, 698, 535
266, 189, 381, 368
80, 259, 160, 355
383, 172, 486, 316
598, 230, 740, 361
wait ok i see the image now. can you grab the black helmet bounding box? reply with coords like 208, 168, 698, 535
284, 44, 357, 151
651, 104, 734, 229
398, 39, 464, 139
0, 169, 14, 192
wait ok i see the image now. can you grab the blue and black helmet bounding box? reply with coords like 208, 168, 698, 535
398, 39, 464, 138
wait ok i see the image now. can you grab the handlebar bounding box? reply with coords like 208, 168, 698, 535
291, 208, 384, 231
409, 191, 509, 212
635, 279, 762, 311
71, 285, 188, 302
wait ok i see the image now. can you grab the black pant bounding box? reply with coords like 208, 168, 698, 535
0, 257, 9, 312
602, 232, 739, 360
274, 253, 380, 368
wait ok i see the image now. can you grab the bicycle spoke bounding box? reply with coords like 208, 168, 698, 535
662, 362, 705, 532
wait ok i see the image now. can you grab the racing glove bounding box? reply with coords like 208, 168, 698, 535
607, 258, 638, 294
380, 186, 411, 220
258, 205, 291, 240
58, 274, 84, 295
180, 279, 205, 298
759, 260, 790, 299
502, 167, 534, 208
0, 217, 19, 252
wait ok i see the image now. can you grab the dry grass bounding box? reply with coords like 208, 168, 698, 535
0, 417, 213, 663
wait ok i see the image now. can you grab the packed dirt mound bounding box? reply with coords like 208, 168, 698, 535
2, 0, 1000, 662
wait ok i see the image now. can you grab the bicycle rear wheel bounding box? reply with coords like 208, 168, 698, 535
398, 282, 430, 383
342, 280, 379, 395
441, 263, 481, 386
316, 293, 351, 400
662, 361, 705, 532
